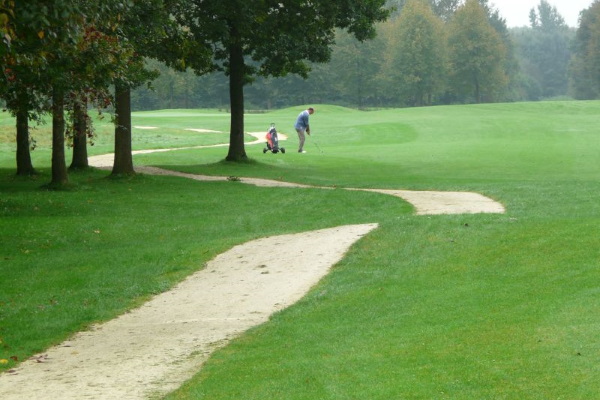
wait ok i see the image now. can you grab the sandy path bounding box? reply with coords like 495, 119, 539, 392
0, 224, 378, 399
347, 188, 505, 215
135, 166, 504, 214
85, 132, 273, 170
87, 133, 504, 215
0, 135, 505, 399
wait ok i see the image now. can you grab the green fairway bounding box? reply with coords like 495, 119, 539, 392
1, 101, 599, 399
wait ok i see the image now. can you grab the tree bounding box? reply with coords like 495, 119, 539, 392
1, 0, 133, 182
68, 94, 90, 170
21, 1, 87, 187
68, 25, 125, 170
110, 0, 211, 176
431, 0, 460, 21
569, 1, 600, 99
44, 1, 134, 187
176, 0, 389, 161
9, 82, 44, 177
386, 0, 459, 20
447, 0, 508, 103
50, 87, 69, 186
1, 0, 81, 177
478, 0, 521, 102
515, 0, 572, 99
330, 29, 387, 108
110, 1, 164, 176
380, 0, 446, 106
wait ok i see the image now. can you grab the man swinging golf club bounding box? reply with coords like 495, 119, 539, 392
294, 107, 314, 153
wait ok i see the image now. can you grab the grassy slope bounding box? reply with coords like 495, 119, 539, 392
1, 102, 599, 399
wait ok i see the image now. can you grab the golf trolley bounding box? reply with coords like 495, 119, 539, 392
263, 123, 285, 154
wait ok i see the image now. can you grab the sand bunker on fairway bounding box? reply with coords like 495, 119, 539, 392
185, 128, 221, 133
0, 224, 378, 400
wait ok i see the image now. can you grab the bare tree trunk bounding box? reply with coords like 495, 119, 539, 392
50, 87, 69, 187
112, 81, 135, 175
355, 43, 363, 109
225, 29, 248, 162
69, 96, 89, 170
15, 94, 36, 176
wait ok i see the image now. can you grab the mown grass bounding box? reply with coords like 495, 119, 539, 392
0, 109, 235, 158
1, 170, 404, 366
1, 101, 600, 399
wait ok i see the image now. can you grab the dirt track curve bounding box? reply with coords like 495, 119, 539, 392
0, 133, 505, 399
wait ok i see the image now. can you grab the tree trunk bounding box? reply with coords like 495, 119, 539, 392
225, 31, 248, 162
355, 44, 363, 109
15, 95, 36, 176
112, 81, 135, 175
50, 88, 69, 187
474, 75, 481, 103
69, 96, 89, 170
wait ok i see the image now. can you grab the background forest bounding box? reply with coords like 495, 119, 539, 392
131, 0, 600, 111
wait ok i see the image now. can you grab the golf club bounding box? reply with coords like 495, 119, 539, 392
310, 133, 324, 153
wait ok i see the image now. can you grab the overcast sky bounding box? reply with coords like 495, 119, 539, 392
491, 0, 595, 27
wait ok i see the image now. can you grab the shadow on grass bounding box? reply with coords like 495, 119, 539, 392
0, 167, 152, 193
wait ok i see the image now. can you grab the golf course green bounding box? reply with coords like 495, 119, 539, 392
1, 101, 599, 398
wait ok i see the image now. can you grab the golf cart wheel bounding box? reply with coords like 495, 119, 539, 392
281, 147, 286, 154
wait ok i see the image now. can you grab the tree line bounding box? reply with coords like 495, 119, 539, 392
1, 0, 188, 183
132, 0, 600, 111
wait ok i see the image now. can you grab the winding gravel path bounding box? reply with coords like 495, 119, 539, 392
0, 225, 378, 399
0, 134, 505, 399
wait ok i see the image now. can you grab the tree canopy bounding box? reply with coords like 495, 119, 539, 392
380, 0, 446, 106
136, 0, 533, 110
570, 0, 600, 99
517, 0, 572, 99
447, 0, 508, 103
110, 0, 202, 176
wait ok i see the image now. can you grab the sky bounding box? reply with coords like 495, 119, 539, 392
491, 0, 595, 27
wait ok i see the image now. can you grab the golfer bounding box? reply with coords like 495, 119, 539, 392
294, 107, 314, 153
